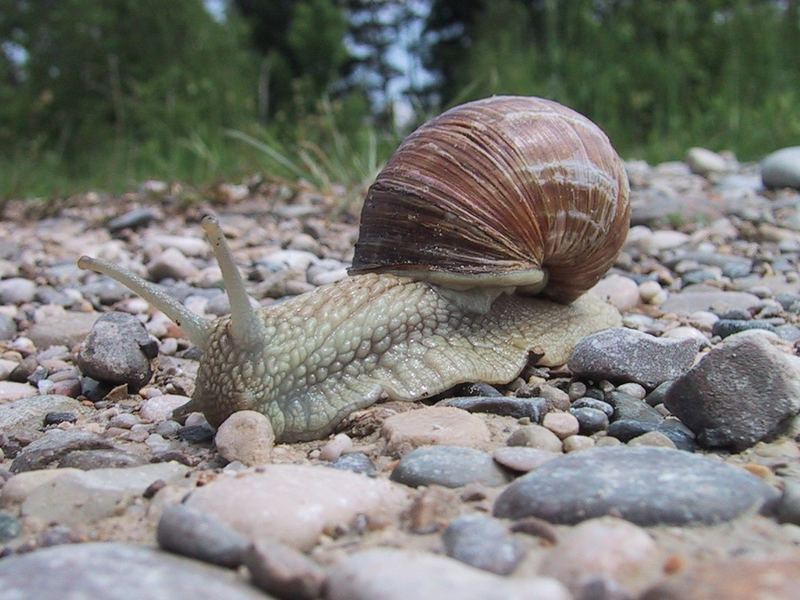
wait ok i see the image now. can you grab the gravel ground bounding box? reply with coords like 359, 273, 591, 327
0, 147, 799, 599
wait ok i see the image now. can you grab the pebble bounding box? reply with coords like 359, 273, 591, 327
176, 424, 215, 443
319, 432, 353, 461
147, 247, 199, 281
381, 407, 491, 455
711, 318, 777, 338
390, 446, 511, 488
0, 381, 37, 402
568, 327, 699, 388
437, 396, 548, 420
507, 424, 563, 453
325, 547, 570, 600
329, 452, 377, 476
531, 384, 570, 410
0, 468, 81, 504
610, 390, 664, 424
0, 542, 265, 600
156, 504, 249, 568
642, 555, 800, 600
660, 290, 760, 316
0, 314, 16, 339
492, 446, 560, 472
214, 410, 274, 466
539, 517, 662, 596
0, 277, 36, 304
107, 207, 158, 231
139, 394, 191, 422
185, 464, 409, 550
542, 412, 580, 439
245, 539, 326, 600
0, 511, 21, 542
10, 429, 114, 472
590, 274, 641, 310
686, 147, 728, 176
616, 382, 647, 399
665, 334, 800, 450
442, 514, 525, 575
628, 431, 677, 448
569, 407, 609, 434
562, 435, 595, 452
761, 146, 800, 188
0, 395, 84, 432
571, 396, 614, 416
76, 312, 157, 391
58, 449, 147, 469
493, 446, 778, 526
776, 480, 800, 525
22, 462, 188, 525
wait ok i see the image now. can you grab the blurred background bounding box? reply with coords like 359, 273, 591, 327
1, 0, 798, 199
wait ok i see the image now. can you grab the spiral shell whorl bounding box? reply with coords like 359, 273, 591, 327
351, 95, 630, 303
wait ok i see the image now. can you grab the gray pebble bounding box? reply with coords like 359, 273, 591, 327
329, 452, 377, 476
0, 512, 21, 542
609, 391, 664, 424
776, 480, 800, 525
570, 397, 614, 418
59, 449, 147, 470
178, 423, 216, 443
245, 539, 325, 600
0, 314, 15, 340
157, 504, 249, 569
437, 396, 548, 421
568, 328, 699, 388
107, 208, 157, 232
569, 407, 609, 435
493, 446, 778, 526
442, 514, 525, 575
390, 446, 511, 488
761, 146, 800, 189
0, 278, 36, 304
712, 319, 777, 338
10, 429, 113, 473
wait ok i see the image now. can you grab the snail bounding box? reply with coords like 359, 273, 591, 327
78, 96, 630, 442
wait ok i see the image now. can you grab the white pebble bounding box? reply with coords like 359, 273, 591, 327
215, 410, 275, 466
319, 433, 353, 461
615, 382, 646, 399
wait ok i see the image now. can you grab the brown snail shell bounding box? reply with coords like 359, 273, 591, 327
350, 95, 630, 303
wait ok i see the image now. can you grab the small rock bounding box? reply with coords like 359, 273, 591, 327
43, 411, 77, 426
325, 548, 570, 600
319, 433, 352, 461
542, 412, 580, 439
776, 480, 800, 525
568, 328, 699, 388
329, 452, 377, 476
245, 539, 325, 600
665, 334, 800, 450
0, 395, 84, 434
157, 504, 249, 568
107, 208, 158, 232
147, 248, 199, 281
390, 446, 511, 488
28, 311, 100, 349
492, 446, 560, 473
531, 384, 570, 410
0, 314, 16, 340
0, 278, 36, 304
571, 397, 614, 417
493, 446, 778, 526
616, 382, 647, 399
214, 411, 274, 466
139, 394, 191, 422
569, 407, 609, 434
641, 555, 800, 600
177, 424, 215, 444
442, 514, 525, 575
0, 468, 82, 504
686, 147, 727, 176
660, 290, 760, 316
539, 517, 662, 597
628, 431, 677, 449
0, 381, 37, 403
59, 449, 147, 470
437, 396, 547, 421
10, 430, 113, 472
590, 274, 640, 310
381, 407, 491, 455
0, 512, 21, 542
76, 312, 157, 391
761, 146, 800, 189
562, 435, 595, 452
507, 424, 563, 453
185, 464, 409, 551
711, 318, 777, 338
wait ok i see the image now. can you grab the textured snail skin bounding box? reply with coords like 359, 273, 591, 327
182, 273, 619, 441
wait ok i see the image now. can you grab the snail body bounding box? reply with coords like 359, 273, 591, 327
79, 96, 629, 442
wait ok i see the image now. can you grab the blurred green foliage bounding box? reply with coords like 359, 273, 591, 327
0, 0, 798, 199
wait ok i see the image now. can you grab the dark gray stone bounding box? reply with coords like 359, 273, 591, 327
712, 319, 777, 338
43, 412, 77, 426
609, 391, 664, 424
10, 430, 113, 473
157, 504, 249, 569
644, 380, 674, 406
0, 512, 21, 542
776, 480, 800, 525
76, 312, 157, 391
570, 397, 614, 417
437, 396, 548, 421
569, 407, 609, 434
59, 449, 147, 470
607, 418, 695, 451
442, 514, 525, 575
329, 452, 377, 476
390, 446, 512, 488
665, 334, 800, 450
107, 208, 157, 233
178, 423, 216, 443
568, 328, 699, 388
493, 446, 778, 526
0, 542, 265, 600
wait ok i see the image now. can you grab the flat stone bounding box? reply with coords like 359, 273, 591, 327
568, 328, 699, 388
0, 395, 84, 432
27, 311, 100, 349
506, 424, 563, 453
665, 334, 800, 450
381, 407, 491, 455
0, 381, 38, 403
157, 504, 249, 569
0, 468, 83, 505
214, 410, 274, 466
437, 396, 547, 421
58, 449, 148, 469
442, 514, 525, 575
325, 548, 570, 600
0, 543, 267, 600
712, 319, 777, 338
493, 446, 778, 526
107, 207, 157, 232
641, 555, 800, 600
0, 511, 21, 541
542, 412, 580, 439
22, 462, 189, 525
329, 452, 377, 476
492, 446, 560, 473
139, 394, 191, 422
11, 430, 114, 472
628, 431, 677, 448
539, 517, 662, 597
245, 539, 325, 600
76, 312, 156, 391
390, 446, 511, 488
660, 290, 760, 316
761, 146, 800, 188
185, 464, 409, 551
